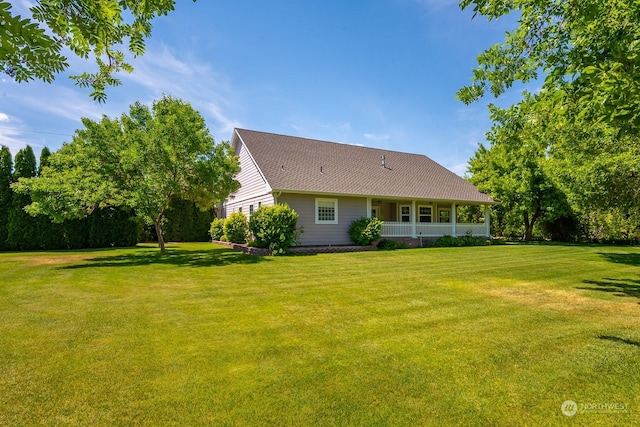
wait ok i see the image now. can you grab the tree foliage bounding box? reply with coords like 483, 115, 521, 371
1, 0, 196, 102
468, 89, 640, 241
468, 95, 572, 240
7, 146, 39, 250
0, 145, 12, 250
13, 95, 240, 253
458, 0, 640, 132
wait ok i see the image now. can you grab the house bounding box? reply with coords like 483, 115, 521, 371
223, 129, 494, 246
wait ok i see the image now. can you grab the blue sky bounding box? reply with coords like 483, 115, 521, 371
1, 0, 526, 175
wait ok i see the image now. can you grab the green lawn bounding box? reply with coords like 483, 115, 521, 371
1, 243, 638, 426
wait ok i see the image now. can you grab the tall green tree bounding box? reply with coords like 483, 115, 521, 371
468, 97, 571, 240
15, 95, 240, 253
1, 0, 197, 102
0, 145, 12, 250
7, 146, 38, 250
38, 147, 52, 176
547, 119, 640, 240
458, 0, 640, 132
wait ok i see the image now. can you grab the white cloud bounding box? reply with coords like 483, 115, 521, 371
120, 44, 242, 139
0, 113, 9, 122
363, 133, 390, 142
446, 162, 470, 177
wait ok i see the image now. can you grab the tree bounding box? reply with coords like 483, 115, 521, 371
547, 117, 640, 241
468, 96, 572, 240
1, 0, 196, 102
0, 145, 12, 250
7, 146, 39, 250
458, 0, 640, 132
14, 95, 240, 253
38, 147, 52, 176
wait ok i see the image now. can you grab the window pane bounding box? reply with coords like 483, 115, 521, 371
318, 202, 335, 221
419, 206, 432, 223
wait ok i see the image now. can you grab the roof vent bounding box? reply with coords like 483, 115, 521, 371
381, 155, 386, 169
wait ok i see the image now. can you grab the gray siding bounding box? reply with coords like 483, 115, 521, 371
278, 193, 367, 246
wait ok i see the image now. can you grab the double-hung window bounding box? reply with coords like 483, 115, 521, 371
418, 206, 432, 223
400, 205, 411, 222
315, 198, 338, 224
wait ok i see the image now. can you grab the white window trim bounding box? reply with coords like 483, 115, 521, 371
418, 205, 432, 223
400, 204, 411, 223
315, 198, 338, 224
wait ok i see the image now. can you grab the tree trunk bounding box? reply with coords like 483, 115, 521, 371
523, 209, 542, 241
154, 220, 166, 253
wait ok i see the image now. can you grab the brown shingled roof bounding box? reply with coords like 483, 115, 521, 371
235, 129, 494, 204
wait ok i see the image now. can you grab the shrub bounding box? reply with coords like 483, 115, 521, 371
434, 233, 491, 247
434, 235, 460, 247
376, 239, 409, 250
209, 218, 225, 241
248, 204, 300, 255
223, 212, 248, 243
348, 217, 383, 246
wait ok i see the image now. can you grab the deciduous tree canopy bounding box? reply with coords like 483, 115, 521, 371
458, 0, 640, 132
1, 0, 196, 101
13, 95, 240, 252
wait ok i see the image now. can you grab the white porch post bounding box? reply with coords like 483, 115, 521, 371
452, 203, 457, 237
366, 198, 372, 218
411, 200, 416, 238
485, 205, 491, 237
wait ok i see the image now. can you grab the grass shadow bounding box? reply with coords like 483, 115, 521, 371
60, 246, 268, 269
599, 335, 640, 348
598, 252, 640, 266
577, 278, 640, 303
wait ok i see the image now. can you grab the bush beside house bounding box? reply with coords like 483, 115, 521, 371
248, 204, 300, 255
223, 212, 249, 244
348, 217, 383, 246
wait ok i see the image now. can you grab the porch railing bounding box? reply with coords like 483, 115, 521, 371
381, 222, 487, 238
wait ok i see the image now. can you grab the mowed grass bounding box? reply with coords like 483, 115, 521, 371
0, 243, 639, 426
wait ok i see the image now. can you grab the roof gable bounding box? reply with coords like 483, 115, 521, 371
234, 129, 493, 204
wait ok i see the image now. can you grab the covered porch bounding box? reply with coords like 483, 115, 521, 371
366, 198, 491, 238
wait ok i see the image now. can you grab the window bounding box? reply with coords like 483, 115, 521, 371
249, 204, 254, 215
419, 206, 432, 223
238, 206, 243, 213
400, 205, 411, 223
258, 202, 262, 208
315, 198, 338, 224
439, 209, 451, 223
